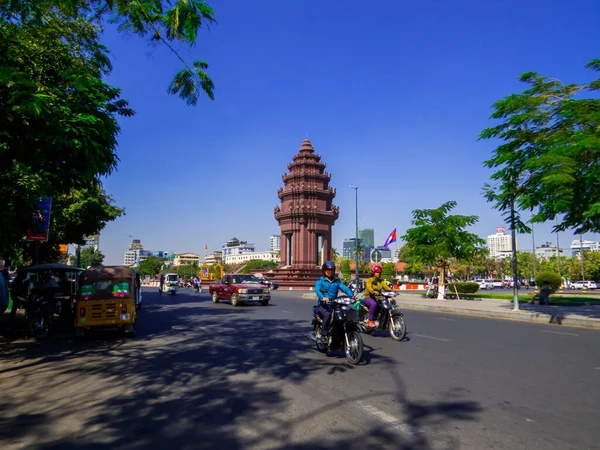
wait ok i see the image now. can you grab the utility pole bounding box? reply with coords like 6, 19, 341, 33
555, 218, 561, 280
350, 185, 359, 290
580, 234, 586, 281
510, 198, 519, 311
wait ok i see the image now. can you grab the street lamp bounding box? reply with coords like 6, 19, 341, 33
349, 185, 359, 290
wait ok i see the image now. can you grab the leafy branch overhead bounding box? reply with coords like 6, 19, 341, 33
480, 59, 600, 234
3, 0, 217, 105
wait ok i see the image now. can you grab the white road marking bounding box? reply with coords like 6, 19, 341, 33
354, 400, 416, 436
437, 317, 456, 321
593, 367, 600, 370
411, 333, 450, 342
282, 310, 293, 313
541, 330, 579, 337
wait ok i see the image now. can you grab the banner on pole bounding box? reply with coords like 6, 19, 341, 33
26, 197, 52, 242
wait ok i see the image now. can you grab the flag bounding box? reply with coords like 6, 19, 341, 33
383, 228, 397, 248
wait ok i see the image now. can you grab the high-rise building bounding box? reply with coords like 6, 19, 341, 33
343, 238, 362, 259
570, 239, 600, 256
487, 226, 513, 258
536, 242, 563, 260
82, 234, 100, 251
359, 229, 375, 248
269, 234, 281, 252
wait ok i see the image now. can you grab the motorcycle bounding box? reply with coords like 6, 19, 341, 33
356, 290, 406, 341
26, 295, 60, 339
194, 282, 201, 293
307, 296, 364, 365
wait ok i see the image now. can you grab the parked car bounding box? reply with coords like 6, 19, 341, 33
257, 277, 279, 290
492, 280, 505, 289
572, 280, 597, 290
478, 279, 494, 290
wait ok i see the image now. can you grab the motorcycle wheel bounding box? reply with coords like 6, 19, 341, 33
345, 330, 363, 365
29, 315, 49, 339
314, 324, 327, 353
389, 314, 406, 341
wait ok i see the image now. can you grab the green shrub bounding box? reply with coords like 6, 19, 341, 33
535, 272, 562, 292
341, 259, 351, 281
447, 282, 480, 294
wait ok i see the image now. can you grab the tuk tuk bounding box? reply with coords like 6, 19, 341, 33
75, 266, 141, 337
9, 263, 85, 338
159, 272, 179, 295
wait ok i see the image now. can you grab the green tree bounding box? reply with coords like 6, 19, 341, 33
381, 262, 396, 281
175, 264, 199, 279
137, 257, 165, 278
79, 247, 104, 268
240, 260, 278, 274
401, 201, 485, 299
480, 59, 600, 235
341, 259, 351, 282
1, 1, 217, 259
331, 247, 340, 264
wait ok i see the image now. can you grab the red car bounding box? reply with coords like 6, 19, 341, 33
209, 274, 271, 306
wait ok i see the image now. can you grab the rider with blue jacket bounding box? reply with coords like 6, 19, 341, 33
314, 261, 355, 342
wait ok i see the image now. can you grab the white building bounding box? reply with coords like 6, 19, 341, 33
173, 253, 200, 266
222, 237, 255, 258
205, 251, 223, 266
536, 241, 563, 260
269, 234, 281, 252
570, 239, 600, 256
124, 250, 137, 266
487, 226, 513, 258
224, 251, 279, 265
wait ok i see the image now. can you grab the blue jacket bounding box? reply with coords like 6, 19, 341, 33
315, 276, 354, 306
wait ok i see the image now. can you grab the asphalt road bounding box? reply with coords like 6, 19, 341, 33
1, 287, 599, 449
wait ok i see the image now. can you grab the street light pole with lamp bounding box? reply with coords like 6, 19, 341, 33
349, 185, 359, 290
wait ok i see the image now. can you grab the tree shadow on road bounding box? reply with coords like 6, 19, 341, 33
0, 292, 483, 450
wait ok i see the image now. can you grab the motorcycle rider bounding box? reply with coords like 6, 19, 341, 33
193, 275, 201, 291
364, 265, 392, 328
314, 261, 355, 343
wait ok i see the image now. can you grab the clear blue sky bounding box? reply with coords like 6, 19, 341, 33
98, 0, 600, 264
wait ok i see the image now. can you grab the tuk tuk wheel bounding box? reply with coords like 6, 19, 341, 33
123, 323, 135, 338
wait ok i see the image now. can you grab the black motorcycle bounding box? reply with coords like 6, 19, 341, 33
307, 296, 364, 365
357, 291, 406, 341
194, 282, 201, 293
26, 295, 60, 339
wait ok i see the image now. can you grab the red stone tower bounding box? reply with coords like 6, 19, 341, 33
268, 139, 339, 289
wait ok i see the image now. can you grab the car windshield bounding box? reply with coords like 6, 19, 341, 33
167, 275, 178, 282
232, 275, 260, 284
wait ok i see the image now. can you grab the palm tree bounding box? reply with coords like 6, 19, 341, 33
331, 247, 339, 263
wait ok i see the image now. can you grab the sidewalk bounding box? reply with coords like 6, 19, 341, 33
300, 292, 600, 330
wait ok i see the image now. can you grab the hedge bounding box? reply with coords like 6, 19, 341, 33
534, 272, 562, 293
447, 282, 480, 294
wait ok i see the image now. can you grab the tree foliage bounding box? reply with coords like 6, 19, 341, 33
401, 201, 486, 266
137, 256, 165, 278
1, 0, 217, 260
240, 260, 278, 274
480, 60, 600, 234
78, 246, 104, 268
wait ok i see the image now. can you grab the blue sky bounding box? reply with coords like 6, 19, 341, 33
98, 0, 600, 264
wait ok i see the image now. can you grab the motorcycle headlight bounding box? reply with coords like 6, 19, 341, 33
238, 289, 248, 294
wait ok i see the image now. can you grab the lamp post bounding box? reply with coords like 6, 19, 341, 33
580, 234, 586, 281
349, 185, 359, 290
555, 218, 561, 281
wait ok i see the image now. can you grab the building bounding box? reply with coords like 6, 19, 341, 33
570, 239, 600, 256
536, 241, 563, 260
129, 239, 143, 251
222, 237, 256, 258
173, 253, 201, 266
487, 226, 513, 258
359, 229, 375, 248
124, 250, 137, 266
123, 238, 176, 266
343, 238, 362, 259
269, 234, 281, 252
204, 251, 223, 266
224, 251, 279, 265
82, 234, 100, 251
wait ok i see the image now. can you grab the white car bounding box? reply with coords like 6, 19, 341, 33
572, 280, 597, 290
478, 279, 494, 290
492, 280, 505, 289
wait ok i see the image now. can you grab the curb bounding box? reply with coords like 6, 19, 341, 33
397, 303, 600, 330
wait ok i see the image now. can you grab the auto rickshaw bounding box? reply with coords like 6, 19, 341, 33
9, 263, 85, 338
75, 266, 141, 338
159, 272, 179, 295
